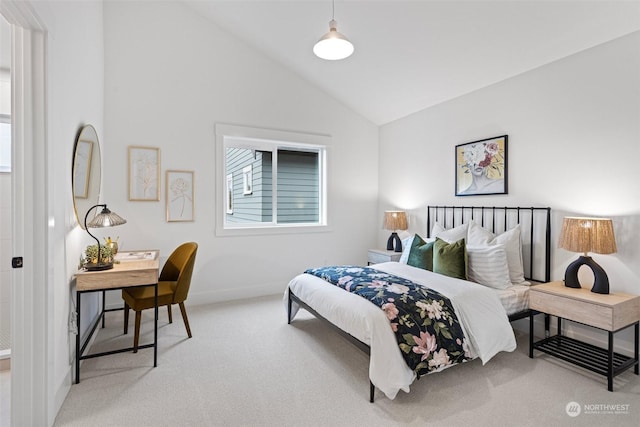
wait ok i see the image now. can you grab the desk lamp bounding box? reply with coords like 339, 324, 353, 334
383, 211, 408, 252
84, 204, 127, 271
558, 217, 617, 294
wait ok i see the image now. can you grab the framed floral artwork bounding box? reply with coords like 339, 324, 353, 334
128, 146, 160, 201
166, 170, 194, 222
455, 135, 508, 196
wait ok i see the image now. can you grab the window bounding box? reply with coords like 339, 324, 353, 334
216, 124, 328, 234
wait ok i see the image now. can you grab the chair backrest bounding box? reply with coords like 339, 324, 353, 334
159, 242, 198, 303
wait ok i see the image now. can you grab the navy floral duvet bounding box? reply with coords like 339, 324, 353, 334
304, 265, 472, 377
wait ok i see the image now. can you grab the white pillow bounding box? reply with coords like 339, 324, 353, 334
431, 222, 468, 243
398, 235, 415, 264
466, 244, 512, 289
467, 221, 526, 284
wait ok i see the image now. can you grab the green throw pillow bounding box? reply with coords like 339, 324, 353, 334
433, 238, 468, 280
407, 234, 434, 271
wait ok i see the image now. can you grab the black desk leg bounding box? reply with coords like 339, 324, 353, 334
154, 282, 158, 367
101, 290, 106, 328
75, 291, 81, 384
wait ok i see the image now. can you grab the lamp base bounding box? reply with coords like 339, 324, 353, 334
386, 232, 403, 253
83, 262, 114, 271
563, 255, 610, 294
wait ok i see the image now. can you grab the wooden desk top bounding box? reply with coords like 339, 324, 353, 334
75, 250, 160, 291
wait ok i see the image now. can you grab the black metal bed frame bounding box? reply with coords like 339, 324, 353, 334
288, 205, 552, 402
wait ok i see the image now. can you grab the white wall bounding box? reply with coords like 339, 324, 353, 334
102, 1, 379, 305
28, 0, 105, 421
379, 31, 640, 350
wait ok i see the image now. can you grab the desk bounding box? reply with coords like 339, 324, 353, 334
74, 250, 160, 383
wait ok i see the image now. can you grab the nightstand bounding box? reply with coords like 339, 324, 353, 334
529, 281, 639, 391
367, 249, 401, 265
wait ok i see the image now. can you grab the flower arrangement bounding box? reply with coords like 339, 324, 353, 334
461, 141, 504, 179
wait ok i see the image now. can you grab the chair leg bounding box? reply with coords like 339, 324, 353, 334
179, 302, 192, 338
134, 311, 142, 353
124, 303, 130, 335
167, 304, 173, 323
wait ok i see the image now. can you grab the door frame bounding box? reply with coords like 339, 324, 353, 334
1, 1, 49, 425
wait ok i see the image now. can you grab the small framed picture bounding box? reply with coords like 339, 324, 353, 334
166, 170, 194, 222
455, 135, 508, 196
128, 146, 160, 201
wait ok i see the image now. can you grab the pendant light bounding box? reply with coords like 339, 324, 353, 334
313, 0, 354, 60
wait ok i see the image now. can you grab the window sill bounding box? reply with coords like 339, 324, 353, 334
215, 223, 332, 237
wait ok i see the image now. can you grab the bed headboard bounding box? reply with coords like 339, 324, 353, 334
426, 206, 551, 283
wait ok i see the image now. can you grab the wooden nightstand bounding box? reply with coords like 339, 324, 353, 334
529, 281, 640, 391
367, 249, 401, 265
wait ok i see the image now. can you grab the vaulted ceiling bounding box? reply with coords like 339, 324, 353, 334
188, 1, 640, 125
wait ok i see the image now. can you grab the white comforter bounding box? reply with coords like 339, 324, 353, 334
285, 262, 516, 399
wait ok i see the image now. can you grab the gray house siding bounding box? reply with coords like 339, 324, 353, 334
277, 150, 319, 223
225, 148, 318, 224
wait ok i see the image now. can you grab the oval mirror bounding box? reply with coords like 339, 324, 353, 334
72, 124, 102, 229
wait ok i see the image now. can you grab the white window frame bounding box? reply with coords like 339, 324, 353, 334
215, 123, 329, 236
242, 165, 252, 195
226, 173, 233, 214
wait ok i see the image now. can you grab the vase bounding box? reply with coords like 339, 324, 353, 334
107, 241, 118, 255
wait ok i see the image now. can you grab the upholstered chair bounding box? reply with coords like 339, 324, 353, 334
122, 242, 198, 352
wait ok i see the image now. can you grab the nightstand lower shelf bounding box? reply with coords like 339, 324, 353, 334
533, 335, 637, 379
529, 313, 639, 391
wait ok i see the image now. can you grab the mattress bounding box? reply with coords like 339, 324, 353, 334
495, 284, 530, 316
286, 262, 517, 400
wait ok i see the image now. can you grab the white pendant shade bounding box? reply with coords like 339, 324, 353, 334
313, 19, 354, 60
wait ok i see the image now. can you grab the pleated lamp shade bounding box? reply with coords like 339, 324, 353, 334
87, 206, 127, 228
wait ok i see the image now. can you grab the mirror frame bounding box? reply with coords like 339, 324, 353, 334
72, 124, 102, 229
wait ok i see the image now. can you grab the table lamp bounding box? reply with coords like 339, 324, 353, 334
83, 204, 127, 271
383, 211, 408, 253
558, 216, 617, 294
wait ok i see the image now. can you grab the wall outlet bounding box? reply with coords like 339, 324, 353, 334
69, 310, 78, 335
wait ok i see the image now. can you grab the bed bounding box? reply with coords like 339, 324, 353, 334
286, 205, 551, 402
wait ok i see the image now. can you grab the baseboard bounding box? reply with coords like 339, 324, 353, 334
52, 369, 72, 426
189, 281, 284, 306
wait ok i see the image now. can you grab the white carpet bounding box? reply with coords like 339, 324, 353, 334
53, 294, 640, 426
